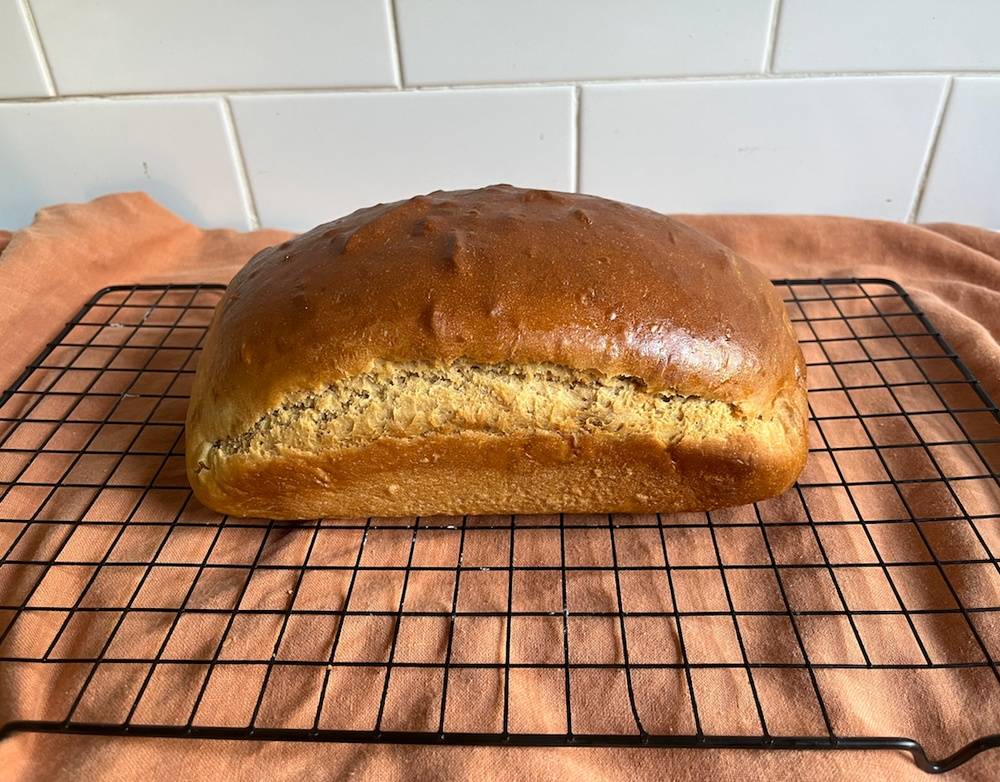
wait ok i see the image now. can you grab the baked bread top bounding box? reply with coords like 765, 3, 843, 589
187, 185, 803, 458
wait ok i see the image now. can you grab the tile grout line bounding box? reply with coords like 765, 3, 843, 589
764, 0, 784, 74
906, 76, 954, 224
572, 85, 582, 193
0, 71, 997, 105
18, 0, 57, 96
387, 0, 406, 88
221, 98, 261, 230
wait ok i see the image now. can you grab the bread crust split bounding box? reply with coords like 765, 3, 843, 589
186, 185, 807, 519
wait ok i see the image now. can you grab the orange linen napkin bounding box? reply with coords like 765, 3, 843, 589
0, 193, 998, 781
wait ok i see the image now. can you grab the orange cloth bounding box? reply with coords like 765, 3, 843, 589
0, 194, 998, 781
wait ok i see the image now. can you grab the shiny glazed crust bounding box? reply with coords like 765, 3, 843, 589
186, 185, 807, 519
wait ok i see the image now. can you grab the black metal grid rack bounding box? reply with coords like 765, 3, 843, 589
0, 280, 998, 774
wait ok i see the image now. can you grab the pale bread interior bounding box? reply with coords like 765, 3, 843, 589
209, 359, 796, 461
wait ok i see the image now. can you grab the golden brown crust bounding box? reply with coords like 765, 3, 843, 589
185, 185, 807, 519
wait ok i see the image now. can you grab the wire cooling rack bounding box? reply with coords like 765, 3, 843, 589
0, 280, 998, 774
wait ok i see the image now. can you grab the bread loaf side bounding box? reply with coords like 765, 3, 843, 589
186, 185, 808, 519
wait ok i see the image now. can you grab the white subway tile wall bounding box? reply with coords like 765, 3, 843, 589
232, 88, 573, 231
29, 0, 397, 93
775, 0, 1000, 72
919, 79, 1000, 228
1, 1, 997, 231
581, 78, 946, 220
394, 0, 774, 84
0, 1, 51, 98
0, 99, 248, 229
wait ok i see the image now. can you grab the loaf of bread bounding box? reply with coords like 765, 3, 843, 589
186, 185, 807, 519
